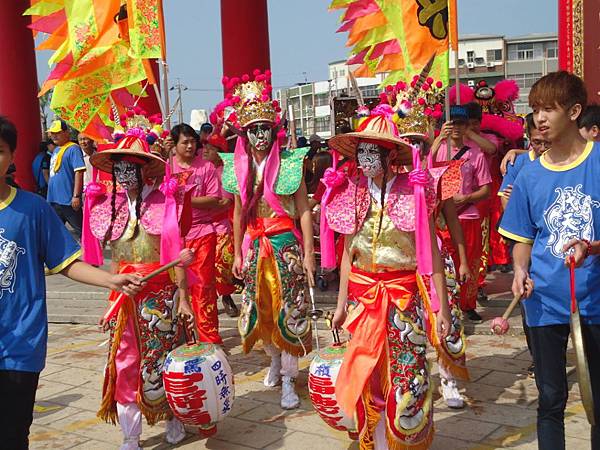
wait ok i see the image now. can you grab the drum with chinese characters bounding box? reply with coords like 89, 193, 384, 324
163, 342, 234, 436
308, 343, 358, 440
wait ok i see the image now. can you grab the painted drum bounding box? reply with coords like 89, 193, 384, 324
163, 342, 235, 436
308, 343, 358, 440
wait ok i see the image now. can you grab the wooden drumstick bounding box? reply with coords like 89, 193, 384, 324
102, 249, 195, 322
490, 294, 522, 335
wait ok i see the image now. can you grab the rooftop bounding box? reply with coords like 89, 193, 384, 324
506, 32, 558, 42
459, 34, 504, 41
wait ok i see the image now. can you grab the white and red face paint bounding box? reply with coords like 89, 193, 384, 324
246, 122, 273, 152
114, 160, 139, 190
357, 142, 384, 178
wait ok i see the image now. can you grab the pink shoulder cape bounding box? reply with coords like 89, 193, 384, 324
325, 173, 437, 235
90, 189, 170, 241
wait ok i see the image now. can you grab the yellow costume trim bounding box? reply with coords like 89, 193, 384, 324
498, 227, 534, 245
0, 187, 16, 210
47, 249, 82, 274
539, 141, 592, 172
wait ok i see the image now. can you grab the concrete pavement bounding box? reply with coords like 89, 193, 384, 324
31, 321, 590, 449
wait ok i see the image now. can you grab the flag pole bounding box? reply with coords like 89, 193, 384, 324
447, 0, 459, 160
157, 0, 171, 129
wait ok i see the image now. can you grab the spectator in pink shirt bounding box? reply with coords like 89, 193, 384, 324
171, 124, 222, 343
432, 106, 492, 323
202, 133, 240, 317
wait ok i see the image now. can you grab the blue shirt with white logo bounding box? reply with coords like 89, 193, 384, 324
47, 143, 86, 205
499, 141, 600, 327
0, 188, 80, 372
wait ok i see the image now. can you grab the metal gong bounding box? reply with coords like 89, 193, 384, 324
570, 302, 595, 426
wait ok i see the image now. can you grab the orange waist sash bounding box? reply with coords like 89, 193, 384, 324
247, 217, 295, 258
337, 267, 418, 416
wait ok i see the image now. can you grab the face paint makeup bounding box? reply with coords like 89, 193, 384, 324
114, 160, 139, 190
247, 123, 273, 152
357, 142, 384, 178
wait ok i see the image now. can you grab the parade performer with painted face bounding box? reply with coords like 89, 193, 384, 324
85, 116, 194, 449
327, 107, 451, 449
218, 70, 315, 410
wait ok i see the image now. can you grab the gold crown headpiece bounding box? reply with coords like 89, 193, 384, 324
220, 70, 281, 129
380, 66, 445, 138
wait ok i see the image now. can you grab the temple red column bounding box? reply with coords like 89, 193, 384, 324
558, 0, 600, 102
0, 0, 41, 191
220, 0, 271, 81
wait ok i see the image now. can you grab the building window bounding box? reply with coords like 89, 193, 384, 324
513, 72, 543, 89
545, 42, 558, 58
467, 51, 475, 63
508, 43, 535, 60
315, 116, 330, 133
315, 93, 329, 107
486, 49, 503, 62
360, 85, 381, 98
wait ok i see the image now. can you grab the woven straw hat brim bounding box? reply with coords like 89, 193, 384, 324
91, 149, 166, 179
399, 132, 431, 143
328, 131, 413, 164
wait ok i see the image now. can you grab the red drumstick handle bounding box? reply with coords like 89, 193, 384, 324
569, 256, 577, 314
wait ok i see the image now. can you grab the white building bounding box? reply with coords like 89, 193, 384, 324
276, 33, 558, 137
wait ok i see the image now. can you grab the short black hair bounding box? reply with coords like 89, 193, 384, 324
200, 123, 214, 134
297, 136, 308, 147
171, 123, 199, 144
0, 116, 17, 152
579, 104, 600, 131
465, 102, 483, 122
525, 113, 536, 137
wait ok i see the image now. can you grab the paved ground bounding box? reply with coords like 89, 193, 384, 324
34, 269, 592, 448
32, 323, 590, 450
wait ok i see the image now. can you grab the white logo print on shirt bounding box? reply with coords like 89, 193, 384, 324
0, 229, 25, 299
544, 184, 600, 259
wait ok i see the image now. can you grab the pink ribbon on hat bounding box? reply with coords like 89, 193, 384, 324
409, 147, 440, 312
82, 167, 106, 266
320, 151, 346, 269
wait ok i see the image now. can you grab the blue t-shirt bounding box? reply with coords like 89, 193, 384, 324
499, 150, 536, 195
499, 141, 600, 327
32, 152, 50, 190
47, 143, 86, 205
0, 188, 81, 372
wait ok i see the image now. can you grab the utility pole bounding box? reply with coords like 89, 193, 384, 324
170, 78, 188, 125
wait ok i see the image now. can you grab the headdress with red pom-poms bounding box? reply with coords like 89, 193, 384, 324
111, 106, 169, 155
378, 72, 445, 138
220, 69, 282, 129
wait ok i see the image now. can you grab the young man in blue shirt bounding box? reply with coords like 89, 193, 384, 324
0, 116, 144, 450
47, 119, 86, 238
499, 71, 600, 449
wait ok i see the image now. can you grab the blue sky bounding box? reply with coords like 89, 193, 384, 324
35, 0, 557, 121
